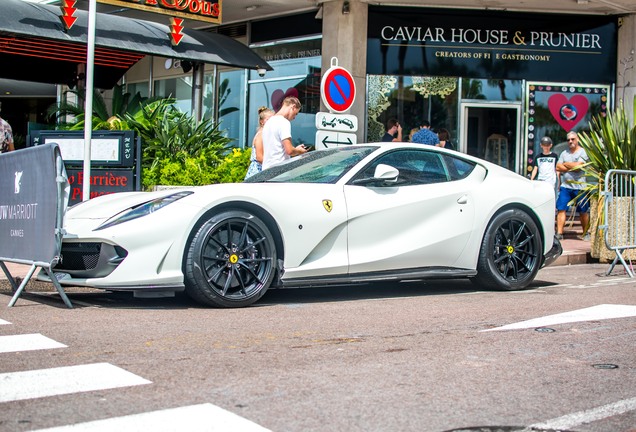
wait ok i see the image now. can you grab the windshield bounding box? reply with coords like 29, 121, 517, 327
245, 146, 378, 184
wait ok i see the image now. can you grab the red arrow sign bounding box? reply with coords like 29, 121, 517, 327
60, 0, 77, 30
169, 17, 185, 46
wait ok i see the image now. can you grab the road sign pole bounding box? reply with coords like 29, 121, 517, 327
82, 0, 96, 202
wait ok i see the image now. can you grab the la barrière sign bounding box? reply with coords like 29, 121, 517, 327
97, 0, 221, 24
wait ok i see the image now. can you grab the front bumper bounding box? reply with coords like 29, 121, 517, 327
53, 241, 127, 279
542, 236, 563, 268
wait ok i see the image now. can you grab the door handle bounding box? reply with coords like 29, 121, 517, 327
457, 195, 468, 204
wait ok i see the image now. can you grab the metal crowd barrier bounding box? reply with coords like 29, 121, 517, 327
0, 143, 72, 308
600, 169, 636, 277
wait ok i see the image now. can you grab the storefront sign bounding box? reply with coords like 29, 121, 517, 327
367, 7, 616, 83
66, 168, 133, 205
29, 131, 141, 205
97, 0, 221, 24
252, 39, 321, 62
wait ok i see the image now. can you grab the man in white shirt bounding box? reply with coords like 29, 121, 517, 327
262, 96, 307, 170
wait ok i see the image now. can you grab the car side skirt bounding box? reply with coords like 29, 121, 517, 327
276, 267, 477, 288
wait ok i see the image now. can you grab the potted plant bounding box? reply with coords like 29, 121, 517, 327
578, 97, 636, 261
49, 93, 247, 188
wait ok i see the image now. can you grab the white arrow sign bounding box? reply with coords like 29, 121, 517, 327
315, 131, 357, 150
315, 112, 358, 133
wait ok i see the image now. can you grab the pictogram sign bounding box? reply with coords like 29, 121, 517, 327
315, 131, 357, 150
315, 112, 358, 133
320, 57, 356, 114
59, 0, 78, 30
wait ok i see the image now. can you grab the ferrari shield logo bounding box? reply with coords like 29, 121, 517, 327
322, 199, 333, 213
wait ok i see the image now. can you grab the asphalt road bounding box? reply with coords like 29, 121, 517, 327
0, 263, 635, 432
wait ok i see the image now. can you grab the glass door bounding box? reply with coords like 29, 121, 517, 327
459, 102, 522, 174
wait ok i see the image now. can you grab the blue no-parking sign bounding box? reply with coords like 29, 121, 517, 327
320, 57, 356, 114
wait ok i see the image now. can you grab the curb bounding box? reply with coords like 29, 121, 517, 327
553, 250, 595, 266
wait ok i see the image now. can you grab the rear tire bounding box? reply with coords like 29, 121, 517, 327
184, 210, 276, 307
474, 209, 542, 291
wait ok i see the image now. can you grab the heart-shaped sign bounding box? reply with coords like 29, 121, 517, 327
271, 87, 299, 112
548, 94, 589, 131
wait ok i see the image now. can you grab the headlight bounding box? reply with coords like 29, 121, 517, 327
95, 191, 193, 230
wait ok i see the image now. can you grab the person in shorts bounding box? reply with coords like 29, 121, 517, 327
556, 131, 589, 240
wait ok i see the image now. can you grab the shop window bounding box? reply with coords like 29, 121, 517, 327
461, 79, 521, 102
367, 75, 458, 144
201, 73, 216, 121
525, 83, 610, 176
217, 70, 246, 148
153, 77, 192, 114
126, 82, 149, 98
128, 72, 247, 149
247, 57, 321, 148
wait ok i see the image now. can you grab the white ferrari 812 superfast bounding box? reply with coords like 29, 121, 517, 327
40, 144, 562, 307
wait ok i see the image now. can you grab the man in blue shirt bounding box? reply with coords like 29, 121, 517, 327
411, 121, 440, 146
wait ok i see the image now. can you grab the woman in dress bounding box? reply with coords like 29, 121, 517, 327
244, 106, 275, 179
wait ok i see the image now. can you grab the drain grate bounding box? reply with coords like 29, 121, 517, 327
592, 363, 619, 369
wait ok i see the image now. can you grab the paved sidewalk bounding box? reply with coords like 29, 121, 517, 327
553, 218, 593, 266
554, 234, 592, 266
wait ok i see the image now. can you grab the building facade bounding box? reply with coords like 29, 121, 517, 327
5, 0, 634, 178
126, 0, 634, 176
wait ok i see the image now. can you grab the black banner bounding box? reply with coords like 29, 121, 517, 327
367, 7, 617, 83
0, 144, 62, 264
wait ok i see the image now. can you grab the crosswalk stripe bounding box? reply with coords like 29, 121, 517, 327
0, 362, 151, 403
531, 396, 636, 430
483, 304, 636, 331
0, 334, 67, 353
31, 403, 271, 432
0, 319, 10, 325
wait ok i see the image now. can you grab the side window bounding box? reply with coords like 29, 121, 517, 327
442, 154, 476, 180
356, 150, 450, 186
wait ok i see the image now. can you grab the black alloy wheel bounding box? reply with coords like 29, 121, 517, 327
475, 208, 542, 291
184, 210, 277, 307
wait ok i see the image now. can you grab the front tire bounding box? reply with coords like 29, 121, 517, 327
184, 210, 277, 307
474, 209, 542, 291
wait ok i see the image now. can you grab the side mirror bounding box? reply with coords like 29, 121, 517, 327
373, 164, 399, 184
352, 164, 400, 186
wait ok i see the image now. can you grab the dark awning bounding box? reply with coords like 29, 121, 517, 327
0, 0, 271, 88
